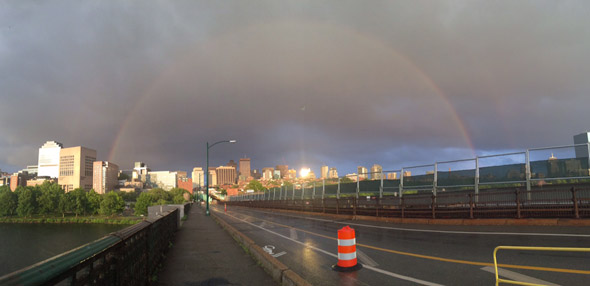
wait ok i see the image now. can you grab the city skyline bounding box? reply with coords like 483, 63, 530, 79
2, 2, 590, 177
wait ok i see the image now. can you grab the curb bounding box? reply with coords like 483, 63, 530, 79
212, 213, 312, 286
247, 207, 590, 226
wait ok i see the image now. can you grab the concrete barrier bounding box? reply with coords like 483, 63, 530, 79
212, 213, 312, 286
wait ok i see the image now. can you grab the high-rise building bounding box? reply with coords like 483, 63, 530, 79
275, 165, 288, 179
262, 168, 274, 180
216, 166, 237, 185
320, 165, 329, 179
574, 132, 590, 158
38, 141, 63, 178
93, 161, 119, 194
58, 146, 97, 192
287, 169, 297, 179
133, 162, 150, 180
147, 171, 178, 190
239, 158, 251, 182
192, 167, 204, 188
251, 169, 262, 180
208, 168, 217, 187
174, 171, 188, 179
370, 164, 383, 180
357, 166, 368, 180
328, 167, 338, 179
387, 172, 398, 180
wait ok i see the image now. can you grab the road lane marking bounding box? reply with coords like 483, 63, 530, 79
250, 209, 590, 238
480, 266, 560, 286
357, 249, 379, 267
224, 209, 590, 275
220, 211, 444, 286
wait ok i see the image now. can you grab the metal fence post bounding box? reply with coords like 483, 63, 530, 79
312, 182, 316, 199
572, 187, 580, 219
356, 174, 360, 199
399, 168, 404, 203
301, 184, 305, 200
322, 179, 325, 200
379, 171, 384, 199
469, 193, 474, 219
525, 149, 531, 192
337, 177, 341, 199
475, 157, 480, 203
292, 184, 295, 200
433, 162, 438, 196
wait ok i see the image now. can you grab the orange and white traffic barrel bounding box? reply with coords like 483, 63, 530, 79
332, 226, 362, 272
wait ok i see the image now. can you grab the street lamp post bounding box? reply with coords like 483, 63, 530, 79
205, 139, 236, 216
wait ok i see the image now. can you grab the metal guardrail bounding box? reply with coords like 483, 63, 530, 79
0, 208, 180, 286
228, 186, 590, 219
493, 246, 590, 286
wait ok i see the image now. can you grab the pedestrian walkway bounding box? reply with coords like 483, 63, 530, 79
158, 204, 277, 286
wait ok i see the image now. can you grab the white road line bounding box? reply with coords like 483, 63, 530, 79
480, 266, 560, 286
219, 211, 444, 286
290, 228, 298, 240
356, 249, 379, 267
260, 221, 267, 228
250, 209, 590, 238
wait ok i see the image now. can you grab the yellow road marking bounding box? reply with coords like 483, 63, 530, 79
226, 210, 590, 275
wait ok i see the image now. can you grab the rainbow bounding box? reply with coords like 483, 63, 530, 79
108, 20, 476, 163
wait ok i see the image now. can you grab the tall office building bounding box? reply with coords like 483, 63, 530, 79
192, 167, 204, 188
574, 132, 590, 158
320, 165, 329, 179
239, 158, 251, 182
38, 141, 63, 178
328, 167, 338, 179
58, 146, 97, 192
93, 161, 119, 194
262, 168, 274, 180
370, 164, 383, 180
357, 166, 368, 180
275, 165, 288, 179
133, 162, 150, 180
208, 168, 217, 187
147, 171, 178, 190
216, 166, 237, 185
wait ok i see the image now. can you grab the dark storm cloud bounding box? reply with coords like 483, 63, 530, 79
1, 1, 590, 175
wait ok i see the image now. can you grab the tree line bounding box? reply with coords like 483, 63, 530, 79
0, 182, 191, 218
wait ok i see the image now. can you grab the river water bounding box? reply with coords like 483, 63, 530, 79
0, 223, 128, 277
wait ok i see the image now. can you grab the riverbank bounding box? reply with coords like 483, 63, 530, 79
0, 216, 141, 224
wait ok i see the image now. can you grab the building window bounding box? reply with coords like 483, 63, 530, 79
85, 157, 96, 177
59, 155, 75, 176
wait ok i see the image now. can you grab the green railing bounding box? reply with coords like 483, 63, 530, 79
0, 207, 181, 286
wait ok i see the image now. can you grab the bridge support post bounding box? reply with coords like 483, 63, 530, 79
572, 187, 580, 219
516, 188, 521, 219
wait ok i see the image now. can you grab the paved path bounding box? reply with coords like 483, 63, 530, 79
158, 204, 277, 286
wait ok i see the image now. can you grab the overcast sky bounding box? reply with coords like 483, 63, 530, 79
1, 1, 590, 176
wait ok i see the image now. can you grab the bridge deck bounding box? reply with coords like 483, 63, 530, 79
158, 204, 277, 286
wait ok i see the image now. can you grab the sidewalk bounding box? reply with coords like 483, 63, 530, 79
158, 204, 277, 286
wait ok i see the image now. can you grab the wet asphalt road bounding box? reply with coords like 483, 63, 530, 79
211, 205, 590, 286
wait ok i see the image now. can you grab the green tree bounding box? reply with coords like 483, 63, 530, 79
148, 188, 171, 202
120, 191, 139, 202
245, 180, 266, 192
16, 187, 37, 218
134, 192, 154, 216
340, 177, 354, 183
0, 189, 18, 216
58, 192, 75, 217
86, 190, 102, 215
99, 191, 125, 216
70, 188, 89, 217
38, 181, 64, 215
